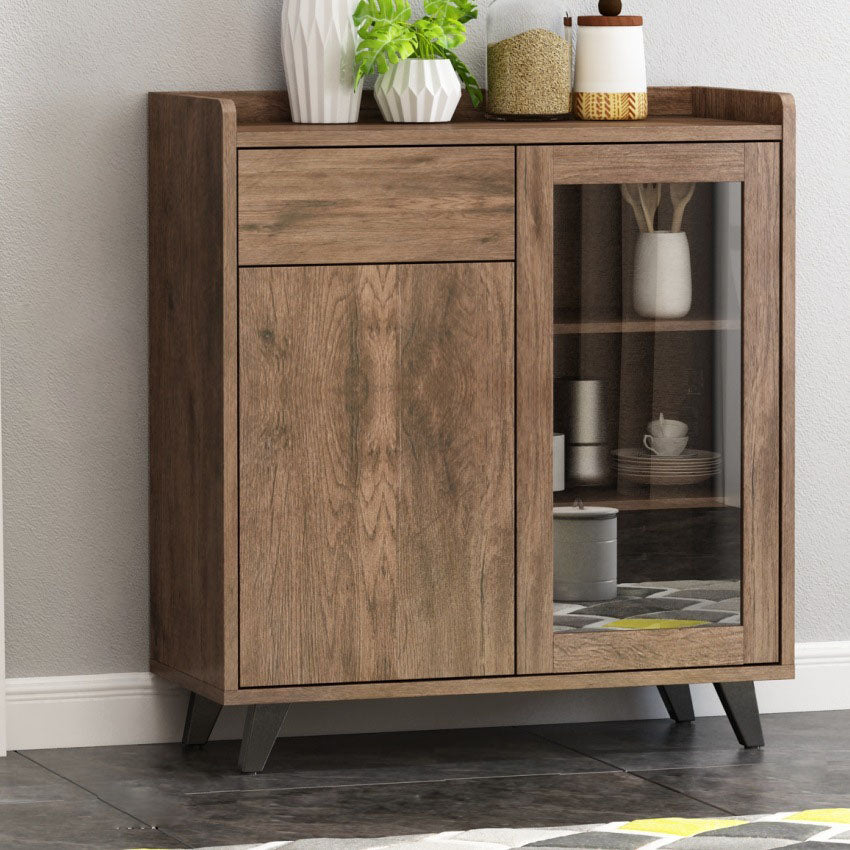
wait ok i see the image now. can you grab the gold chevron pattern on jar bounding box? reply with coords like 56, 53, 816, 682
574, 91, 648, 121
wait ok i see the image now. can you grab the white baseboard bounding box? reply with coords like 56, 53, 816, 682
5, 641, 850, 751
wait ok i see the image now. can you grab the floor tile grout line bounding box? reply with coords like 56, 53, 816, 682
184, 769, 624, 796
634, 762, 766, 774
632, 770, 738, 817
527, 729, 628, 772
527, 729, 743, 817
528, 729, 769, 775
16, 751, 193, 848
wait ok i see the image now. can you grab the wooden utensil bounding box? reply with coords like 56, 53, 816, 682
670, 182, 696, 232
621, 184, 649, 232
638, 183, 661, 232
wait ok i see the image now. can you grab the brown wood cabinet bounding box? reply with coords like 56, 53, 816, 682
149, 87, 795, 772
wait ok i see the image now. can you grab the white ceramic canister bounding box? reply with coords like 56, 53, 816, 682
573, 14, 647, 121
553, 506, 618, 602
281, 0, 363, 124
374, 59, 462, 124
633, 231, 693, 319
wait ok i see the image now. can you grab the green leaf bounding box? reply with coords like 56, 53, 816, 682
435, 46, 483, 107
354, 0, 411, 28
354, 18, 417, 86
423, 0, 452, 20
352, 0, 416, 86
439, 18, 467, 48
352, 0, 478, 86
413, 17, 447, 45
424, 0, 478, 24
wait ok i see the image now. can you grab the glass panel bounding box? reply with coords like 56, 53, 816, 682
552, 182, 743, 635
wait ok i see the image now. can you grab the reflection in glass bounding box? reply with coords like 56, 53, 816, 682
552, 182, 743, 633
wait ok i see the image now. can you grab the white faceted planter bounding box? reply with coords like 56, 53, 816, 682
374, 59, 462, 123
281, 0, 363, 124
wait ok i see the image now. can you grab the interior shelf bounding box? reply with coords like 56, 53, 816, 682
554, 491, 727, 512
553, 318, 741, 335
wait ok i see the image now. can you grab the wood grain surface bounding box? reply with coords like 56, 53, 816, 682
148, 93, 239, 692
553, 319, 741, 335
693, 87, 790, 126
181, 88, 763, 125
236, 117, 781, 150
779, 96, 797, 669
187, 89, 479, 124
516, 147, 556, 676
553, 627, 746, 674
691, 88, 795, 669
152, 658, 794, 706
148, 86, 794, 701
238, 263, 515, 687
553, 143, 745, 185
238, 147, 515, 266
577, 15, 644, 26
742, 143, 782, 664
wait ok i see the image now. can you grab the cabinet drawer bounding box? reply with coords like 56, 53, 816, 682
238, 146, 515, 266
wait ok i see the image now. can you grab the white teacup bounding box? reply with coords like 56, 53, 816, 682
648, 413, 688, 439
643, 434, 689, 457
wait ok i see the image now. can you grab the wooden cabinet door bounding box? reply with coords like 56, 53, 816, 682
516, 143, 783, 676
239, 263, 515, 687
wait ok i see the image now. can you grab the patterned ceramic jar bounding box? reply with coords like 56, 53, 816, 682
574, 14, 647, 121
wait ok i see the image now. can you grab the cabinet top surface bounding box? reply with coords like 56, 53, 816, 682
151, 87, 792, 150
235, 116, 782, 148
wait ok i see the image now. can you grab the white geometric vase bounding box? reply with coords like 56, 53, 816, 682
374, 59, 462, 123
281, 0, 363, 124
633, 231, 693, 319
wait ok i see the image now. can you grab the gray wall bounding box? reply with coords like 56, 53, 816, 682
2, 0, 849, 680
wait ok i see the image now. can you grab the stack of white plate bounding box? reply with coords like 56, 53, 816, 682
612, 449, 722, 486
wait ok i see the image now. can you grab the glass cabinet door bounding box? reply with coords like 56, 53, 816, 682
516, 144, 782, 676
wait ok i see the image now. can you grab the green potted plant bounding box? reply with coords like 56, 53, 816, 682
353, 0, 482, 123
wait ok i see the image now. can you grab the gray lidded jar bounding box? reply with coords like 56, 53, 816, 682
553, 505, 618, 602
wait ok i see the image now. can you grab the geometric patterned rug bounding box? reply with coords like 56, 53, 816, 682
178, 809, 850, 849
554, 580, 741, 632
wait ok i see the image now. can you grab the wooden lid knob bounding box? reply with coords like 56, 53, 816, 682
599, 0, 623, 14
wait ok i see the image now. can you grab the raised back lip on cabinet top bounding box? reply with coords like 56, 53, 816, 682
154, 87, 790, 149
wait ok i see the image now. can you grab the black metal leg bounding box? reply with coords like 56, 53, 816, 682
715, 681, 764, 749
658, 685, 695, 723
182, 692, 222, 748
238, 704, 290, 774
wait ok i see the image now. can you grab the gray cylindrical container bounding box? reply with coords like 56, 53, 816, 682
565, 445, 609, 485
553, 434, 566, 492
564, 379, 605, 444
553, 505, 618, 602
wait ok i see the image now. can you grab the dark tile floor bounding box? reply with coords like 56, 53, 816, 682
3, 710, 848, 849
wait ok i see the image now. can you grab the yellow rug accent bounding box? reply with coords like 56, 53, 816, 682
620, 817, 747, 836
603, 618, 711, 630
785, 809, 850, 824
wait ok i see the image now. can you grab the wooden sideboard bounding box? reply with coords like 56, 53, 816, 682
149, 87, 795, 772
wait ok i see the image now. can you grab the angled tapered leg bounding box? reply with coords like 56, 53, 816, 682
715, 681, 764, 749
238, 704, 290, 774
182, 692, 222, 748
658, 685, 695, 723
